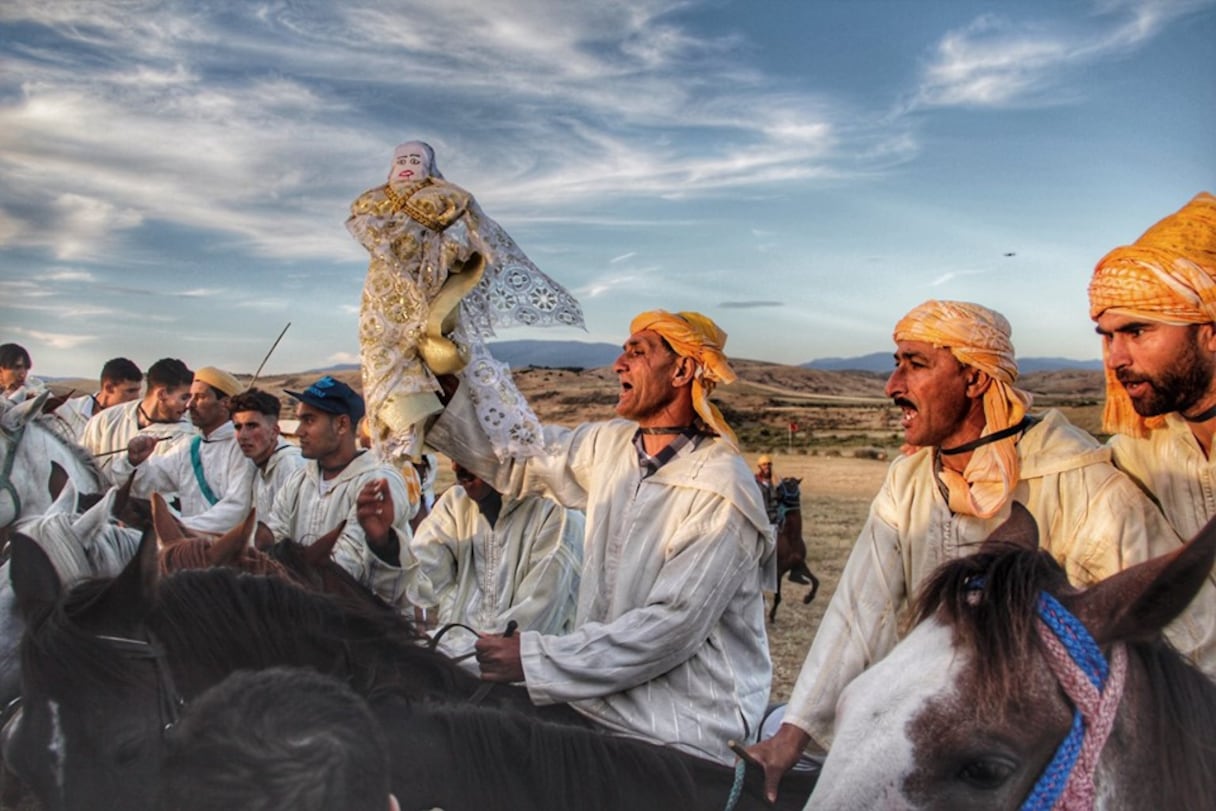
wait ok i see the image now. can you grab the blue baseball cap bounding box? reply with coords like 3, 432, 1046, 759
285, 376, 365, 424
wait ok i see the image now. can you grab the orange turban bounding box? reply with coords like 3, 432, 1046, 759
894, 300, 1034, 519
1088, 192, 1216, 437
629, 310, 738, 447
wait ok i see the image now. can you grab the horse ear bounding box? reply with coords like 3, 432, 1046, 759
9, 533, 62, 621
72, 484, 115, 543
206, 509, 256, 567
111, 473, 135, 520
301, 521, 346, 566
91, 524, 160, 627
151, 492, 188, 546
41, 391, 73, 415
980, 501, 1039, 553
254, 520, 275, 551
46, 478, 78, 517
1071, 511, 1216, 645
1, 392, 47, 431
48, 460, 70, 503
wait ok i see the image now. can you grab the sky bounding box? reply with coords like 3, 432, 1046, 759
1, 0, 1214, 379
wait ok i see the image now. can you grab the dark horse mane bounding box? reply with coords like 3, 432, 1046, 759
28, 566, 481, 705
913, 544, 1216, 804
266, 538, 396, 611
377, 698, 714, 811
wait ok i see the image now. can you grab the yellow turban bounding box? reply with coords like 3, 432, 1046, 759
629, 310, 738, 448
894, 300, 1034, 519
194, 366, 242, 398
1088, 192, 1216, 437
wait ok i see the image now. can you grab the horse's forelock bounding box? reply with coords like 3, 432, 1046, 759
913, 546, 1067, 716
23, 578, 150, 696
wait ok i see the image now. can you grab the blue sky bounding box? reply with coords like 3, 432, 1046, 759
2, 0, 1213, 378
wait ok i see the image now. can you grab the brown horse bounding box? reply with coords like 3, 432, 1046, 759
809, 505, 1216, 809
769, 477, 819, 623
148, 493, 389, 611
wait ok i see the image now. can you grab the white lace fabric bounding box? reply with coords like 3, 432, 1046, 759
349, 182, 583, 463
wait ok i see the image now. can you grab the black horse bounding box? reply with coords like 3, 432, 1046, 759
379, 697, 818, 810
8, 531, 817, 810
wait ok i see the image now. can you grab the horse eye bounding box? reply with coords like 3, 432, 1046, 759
957, 757, 1016, 789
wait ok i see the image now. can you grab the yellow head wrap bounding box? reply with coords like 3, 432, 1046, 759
193, 367, 242, 398
893, 300, 1034, 519
1088, 192, 1216, 437
628, 310, 738, 448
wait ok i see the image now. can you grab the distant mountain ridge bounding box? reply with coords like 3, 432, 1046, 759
803, 351, 1102, 374
306, 342, 1102, 374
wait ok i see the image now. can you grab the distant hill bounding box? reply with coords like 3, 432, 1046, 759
1015, 357, 1104, 373
486, 340, 621, 369
804, 352, 1102, 373
308, 342, 1102, 374
802, 352, 892, 372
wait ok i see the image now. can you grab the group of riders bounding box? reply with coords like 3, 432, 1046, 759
3, 184, 1215, 809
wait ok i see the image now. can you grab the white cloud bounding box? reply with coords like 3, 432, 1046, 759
911, 1, 1211, 109
0, 0, 913, 267
929, 269, 991, 287
44, 268, 96, 282
15, 327, 98, 350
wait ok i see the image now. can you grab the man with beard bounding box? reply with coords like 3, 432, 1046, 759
745, 299, 1197, 802
82, 357, 197, 485
413, 310, 774, 767
116, 367, 254, 533
1089, 191, 1216, 665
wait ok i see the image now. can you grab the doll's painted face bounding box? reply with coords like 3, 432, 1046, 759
388, 143, 431, 186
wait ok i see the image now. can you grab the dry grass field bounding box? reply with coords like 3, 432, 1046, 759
9, 362, 1101, 809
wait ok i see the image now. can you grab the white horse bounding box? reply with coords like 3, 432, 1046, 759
0, 391, 106, 530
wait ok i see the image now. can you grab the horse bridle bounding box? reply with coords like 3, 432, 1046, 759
0, 422, 27, 525
1020, 592, 1127, 811
428, 620, 518, 704
94, 630, 184, 733
966, 578, 1127, 811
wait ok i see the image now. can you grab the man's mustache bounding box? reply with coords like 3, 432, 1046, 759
892, 397, 916, 410
1115, 371, 1149, 386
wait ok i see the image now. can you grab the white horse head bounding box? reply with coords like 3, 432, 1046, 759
13, 482, 141, 584
0, 392, 105, 528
